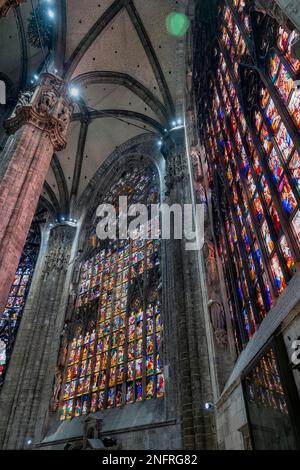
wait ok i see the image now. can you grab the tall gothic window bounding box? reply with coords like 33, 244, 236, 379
59, 166, 164, 421
0, 225, 41, 387
244, 346, 299, 449
201, 1, 300, 352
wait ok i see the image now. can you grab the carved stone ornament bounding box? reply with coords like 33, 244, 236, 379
50, 367, 63, 411
210, 301, 228, 348
165, 151, 188, 196
0, 0, 26, 17
37, 89, 57, 115
42, 226, 75, 278
203, 240, 219, 287
5, 73, 73, 151
191, 148, 203, 181
214, 328, 228, 348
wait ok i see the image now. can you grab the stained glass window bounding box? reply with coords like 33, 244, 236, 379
0, 228, 40, 386
199, 1, 300, 352
59, 167, 164, 421
244, 347, 298, 449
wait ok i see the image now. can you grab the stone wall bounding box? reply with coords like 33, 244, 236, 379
38, 399, 181, 450
215, 383, 247, 450
214, 293, 300, 450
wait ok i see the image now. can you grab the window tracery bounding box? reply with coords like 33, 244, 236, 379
200, 0, 300, 351
58, 166, 164, 420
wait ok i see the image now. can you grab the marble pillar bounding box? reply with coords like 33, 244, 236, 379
0, 73, 73, 315
161, 128, 216, 449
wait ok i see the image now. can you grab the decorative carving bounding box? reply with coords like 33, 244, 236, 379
210, 301, 228, 348
57, 105, 72, 137
191, 149, 203, 181
42, 226, 75, 278
203, 241, 219, 287
12, 90, 33, 116
37, 90, 57, 115
214, 328, 228, 348
50, 367, 63, 411
27, 2, 53, 49
4, 73, 73, 151
164, 152, 188, 196
0, 0, 25, 17
83, 416, 102, 450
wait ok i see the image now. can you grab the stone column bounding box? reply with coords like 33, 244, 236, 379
0, 73, 73, 315
0, 0, 26, 17
0, 223, 78, 449
161, 128, 216, 449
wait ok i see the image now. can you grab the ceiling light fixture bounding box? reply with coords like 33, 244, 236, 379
47, 9, 55, 19
69, 86, 79, 98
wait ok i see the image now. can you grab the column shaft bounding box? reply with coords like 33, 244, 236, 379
0, 73, 73, 314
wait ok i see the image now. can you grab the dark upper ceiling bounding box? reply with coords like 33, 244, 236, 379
0, 0, 187, 216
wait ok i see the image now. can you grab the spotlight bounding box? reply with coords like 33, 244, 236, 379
47, 9, 55, 19
172, 121, 176, 127
33, 74, 39, 81
177, 118, 182, 125
204, 402, 214, 411
61, 217, 65, 221
70, 86, 79, 98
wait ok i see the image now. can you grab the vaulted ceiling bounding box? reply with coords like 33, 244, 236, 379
0, 0, 187, 217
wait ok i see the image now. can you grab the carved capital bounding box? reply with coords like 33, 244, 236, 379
0, 0, 25, 17
161, 128, 189, 196
4, 73, 73, 151
165, 152, 188, 195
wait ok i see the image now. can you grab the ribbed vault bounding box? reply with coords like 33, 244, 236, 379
0, 0, 185, 216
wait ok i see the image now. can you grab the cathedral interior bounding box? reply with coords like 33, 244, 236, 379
0, 0, 300, 451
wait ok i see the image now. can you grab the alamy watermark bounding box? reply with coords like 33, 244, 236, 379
291, 339, 300, 367
95, 197, 205, 251
0, 80, 6, 105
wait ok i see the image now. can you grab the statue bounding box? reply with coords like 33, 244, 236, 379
210, 301, 228, 348
58, 105, 72, 136
37, 90, 57, 115
50, 368, 62, 411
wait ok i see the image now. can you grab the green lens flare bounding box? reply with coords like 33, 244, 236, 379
166, 12, 190, 37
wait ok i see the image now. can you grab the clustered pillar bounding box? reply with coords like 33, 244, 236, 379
161, 128, 216, 449
0, 224, 77, 449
